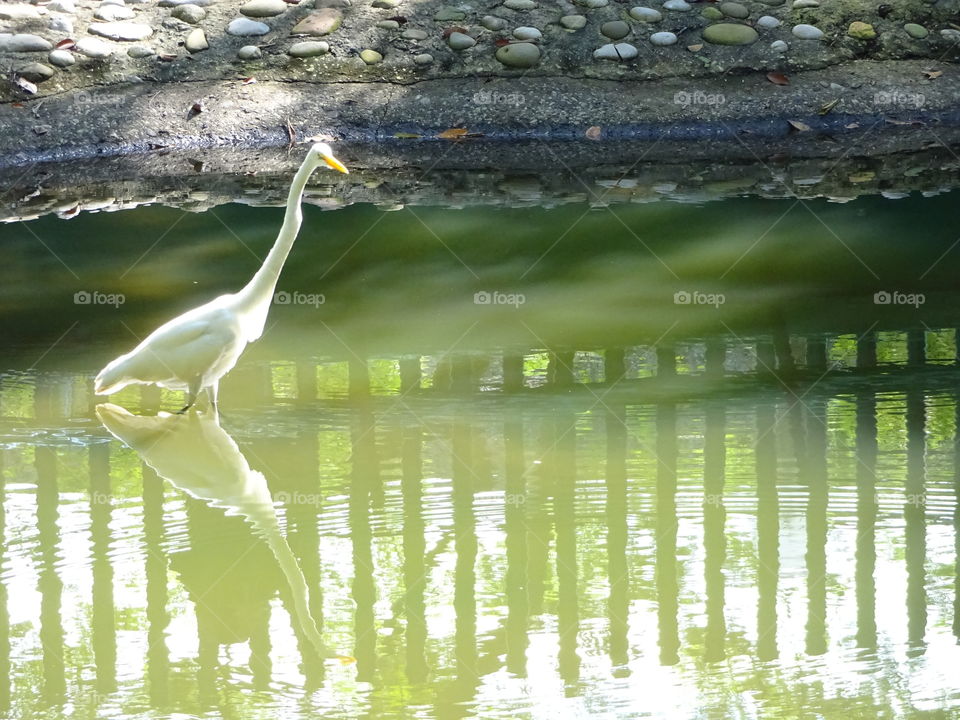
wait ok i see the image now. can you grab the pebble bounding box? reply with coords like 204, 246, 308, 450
847, 21, 875, 40
101, 0, 124, 6
650, 31, 677, 45
17, 62, 55, 82
290, 9, 342, 35
662, 0, 691, 11
163, 17, 191, 29
171, 4, 206, 23
720, 2, 748, 19
238, 44, 262, 58
504, 0, 536, 8
792, 0, 818, 6
756, 15, 779, 29
413, 52, 433, 64
48, 0, 76, 12
288, 39, 329, 55
241, 0, 287, 16
185, 27, 208, 51
49, 16, 75, 32
402, 28, 428, 39
904, 23, 928, 39
447, 31, 476, 49
629, 6, 661, 21
495, 40, 540, 67
376, 19, 400, 29
127, 44, 155, 56
0, 4, 40, 20
791, 23, 823, 39
577, 0, 607, 7
702, 23, 759, 44
434, 7, 465, 19
159, 0, 214, 4
701, 7, 723, 19
94, 5, 135, 21
49, 48, 76, 66
359, 48, 382, 63
75, 37, 114, 57
560, 15, 587, 29
481, 16, 506, 30
0, 34, 54, 52
372, 0, 398, 6
770, 39, 787, 51
228, 17, 271, 35
89, 21, 154, 40
593, 42, 638, 59
942, 29, 960, 42
601, 21, 630, 40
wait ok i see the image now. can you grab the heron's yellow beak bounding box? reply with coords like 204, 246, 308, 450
323, 153, 349, 174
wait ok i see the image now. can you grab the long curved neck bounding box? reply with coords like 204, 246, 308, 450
234, 156, 319, 315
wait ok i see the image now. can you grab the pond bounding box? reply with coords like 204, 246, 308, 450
1, 151, 960, 719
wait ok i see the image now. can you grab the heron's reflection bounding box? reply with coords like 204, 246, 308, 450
95, 404, 353, 674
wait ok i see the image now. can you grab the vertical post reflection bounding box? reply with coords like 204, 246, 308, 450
35, 446, 66, 703
656, 404, 679, 666
905, 388, 927, 652
703, 403, 726, 662
401, 425, 428, 683
349, 407, 378, 681
548, 352, 574, 387
954, 395, 960, 642
0, 449, 9, 715
755, 400, 779, 661
502, 354, 524, 393
504, 415, 528, 676
804, 400, 828, 656
606, 405, 629, 672
142, 462, 170, 706
89, 443, 117, 694
605, 348, 626, 384
451, 421, 478, 705
855, 390, 878, 649
554, 413, 580, 687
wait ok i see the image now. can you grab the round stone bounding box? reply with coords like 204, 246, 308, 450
89, 21, 154, 40
240, 0, 287, 17
720, 2, 748, 19
372, 0, 399, 7
447, 31, 476, 49
791, 23, 823, 40
847, 21, 875, 40
702, 23, 759, 45
413, 52, 433, 64
649, 30, 677, 45
48, 48, 75, 66
593, 42, 638, 59
577, 0, 607, 6
94, 4, 135, 20
171, 4, 205, 23
185, 27, 208, 51
495, 41, 540, 67
601, 21, 630, 40
504, 0, 536, 8
360, 48, 382, 63
48, 0, 76, 12
0, 34, 53, 52
376, 19, 399, 29
770, 39, 788, 51
434, 7, 465, 19
662, 0, 691, 11
941, 29, 960, 42
792, 0, 818, 6
289, 39, 329, 55
904, 23, 928, 39
290, 9, 342, 35
238, 44, 262, 58
228, 18, 270, 35
401, 28, 428, 39
18, 62, 55, 82
75, 37, 113, 57
127, 44, 154, 57
700, 6, 723, 19
629, 6, 661, 21
49, 16, 74, 32
481, 15, 506, 30
560, 15, 587, 29
756, 15, 780, 29
514, 26, 542, 40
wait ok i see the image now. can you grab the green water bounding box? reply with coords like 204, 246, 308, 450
2, 189, 960, 719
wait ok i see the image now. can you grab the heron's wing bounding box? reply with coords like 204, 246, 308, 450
136, 310, 239, 381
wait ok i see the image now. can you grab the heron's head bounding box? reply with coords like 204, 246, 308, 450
309, 142, 349, 174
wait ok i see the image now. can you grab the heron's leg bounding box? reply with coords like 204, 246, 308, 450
207, 381, 219, 410
178, 378, 202, 414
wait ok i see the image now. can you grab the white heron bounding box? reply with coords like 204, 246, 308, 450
94, 143, 349, 412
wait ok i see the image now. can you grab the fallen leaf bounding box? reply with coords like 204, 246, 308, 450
687, 43, 703, 52
13, 76, 37, 95
55, 38, 75, 50
885, 117, 923, 126
11, 102, 24, 108
844, 121, 860, 129
494, 38, 511, 47
241, 76, 257, 84
60, 205, 80, 218
766, 71, 789, 85
187, 100, 203, 119
787, 119, 811, 132
33, 125, 49, 135
437, 127, 468, 139
818, 98, 840, 115
585, 125, 602, 140
188, 158, 206, 173
922, 69, 943, 79
442, 26, 466, 39
393, 132, 421, 138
